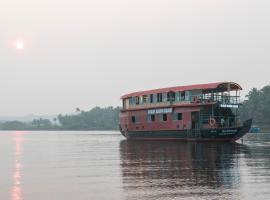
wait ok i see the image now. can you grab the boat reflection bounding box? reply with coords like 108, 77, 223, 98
119, 140, 249, 200
12, 132, 24, 200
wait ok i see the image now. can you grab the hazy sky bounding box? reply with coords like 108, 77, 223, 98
0, 0, 270, 115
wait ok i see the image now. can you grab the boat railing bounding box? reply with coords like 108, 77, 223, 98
190, 94, 240, 105
200, 115, 241, 128
123, 94, 240, 110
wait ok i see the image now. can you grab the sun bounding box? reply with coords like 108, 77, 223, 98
15, 41, 24, 51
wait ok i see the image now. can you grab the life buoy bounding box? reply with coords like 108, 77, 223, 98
209, 118, 216, 126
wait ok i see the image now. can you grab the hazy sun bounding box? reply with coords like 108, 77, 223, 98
15, 41, 24, 50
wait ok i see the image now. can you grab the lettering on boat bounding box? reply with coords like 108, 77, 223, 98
147, 108, 172, 115
220, 104, 239, 108
219, 129, 237, 136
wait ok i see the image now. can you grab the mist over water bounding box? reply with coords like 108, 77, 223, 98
0, 131, 269, 200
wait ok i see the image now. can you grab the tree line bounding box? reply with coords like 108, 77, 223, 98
240, 84, 270, 128
0, 84, 269, 130
0, 107, 121, 130
57, 106, 120, 130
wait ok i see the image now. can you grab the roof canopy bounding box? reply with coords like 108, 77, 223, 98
121, 82, 242, 99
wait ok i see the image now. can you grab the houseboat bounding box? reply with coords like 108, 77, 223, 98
119, 82, 252, 141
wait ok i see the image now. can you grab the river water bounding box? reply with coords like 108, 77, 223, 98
0, 131, 269, 200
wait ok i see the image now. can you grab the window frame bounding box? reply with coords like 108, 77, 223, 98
131, 116, 140, 123
162, 114, 167, 121
148, 114, 155, 122
173, 112, 183, 121
150, 94, 154, 103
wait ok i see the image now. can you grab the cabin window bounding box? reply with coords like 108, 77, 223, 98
131, 116, 139, 123
129, 97, 136, 105
175, 92, 180, 102
162, 114, 167, 121
181, 92, 185, 101
167, 91, 175, 102
159, 114, 167, 122
157, 93, 163, 102
173, 113, 182, 121
131, 116, 136, 123
162, 93, 167, 102
140, 96, 144, 104
143, 95, 148, 104
150, 94, 154, 103
148, 114, 155, 122
133, 97, 136, 104
185, 91, 191, 101
135, 96, 140, 105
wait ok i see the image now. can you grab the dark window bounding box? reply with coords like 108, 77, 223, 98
167, 91, 176, 102
135, 96, 140, 105
173, 113, 183, 121
177, 113, 182, 120
148, 114, 156, 122
131, 116, 136, 123
163, 114, 167, 121
157, 93, 163, 102
181, 92, 185, 100
151, 114, 155, 122
150, 94, 153, 103
131, 116, 139, 123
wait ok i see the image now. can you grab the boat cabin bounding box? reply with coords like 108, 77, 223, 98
120, 82, 242, 133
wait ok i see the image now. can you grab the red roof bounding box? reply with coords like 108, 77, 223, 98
121, 82, 242, 99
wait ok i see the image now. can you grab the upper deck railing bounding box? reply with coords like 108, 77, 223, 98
122, 94, 241, 111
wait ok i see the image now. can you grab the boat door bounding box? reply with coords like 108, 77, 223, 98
191, 112, 200, 130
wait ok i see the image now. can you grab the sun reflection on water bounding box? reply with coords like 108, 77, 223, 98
12, 131, 24, 200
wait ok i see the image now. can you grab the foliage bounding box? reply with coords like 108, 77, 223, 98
0, 119, 55, 130
240, 85, 270, 125
57, 107, 120, 130
0, 121, 29, 130
0, 107, 121, 130
32, 118, 52, 128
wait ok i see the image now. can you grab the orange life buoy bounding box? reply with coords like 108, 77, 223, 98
209, 118, 216, 126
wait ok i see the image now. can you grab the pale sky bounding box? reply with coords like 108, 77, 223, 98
0, 0, 270, 115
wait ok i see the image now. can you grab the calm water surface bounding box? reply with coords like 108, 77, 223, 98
0, 131, 270, 200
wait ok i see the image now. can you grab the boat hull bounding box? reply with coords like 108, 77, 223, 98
121, 119, 252, 142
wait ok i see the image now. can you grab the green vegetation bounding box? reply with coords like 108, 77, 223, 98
58, 106, 120, 130
0, 118, 58, 130
241, 85, 270, 121
0, 107, 120, 130
240, 85, 270, 128
0, 121, 29, 130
